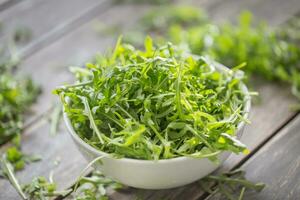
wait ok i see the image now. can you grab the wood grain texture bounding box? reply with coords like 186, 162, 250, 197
208, 0, 300, 25
0, 0, 110, 58
110, 80, 297, 200
221, 78, 298, 170
0, 0, 299, 200
237, 114, 300, 200
138, 0, 300, 199
0, 0, 23, 12
20, 4, 150, 126
14, 1, 300, 200
0, 120, 88, 200
0, 4, 151, 199
87, 0, 300, 199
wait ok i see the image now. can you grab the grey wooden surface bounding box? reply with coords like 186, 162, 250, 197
0, 0, 300, 199
0, 0, 22, 12
240, 115, 300, 200
0, 0, 111, 58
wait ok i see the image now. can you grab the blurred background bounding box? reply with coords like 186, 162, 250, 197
0, 0, 300, 199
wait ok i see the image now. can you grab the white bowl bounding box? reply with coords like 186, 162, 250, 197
63, 63, 251, 190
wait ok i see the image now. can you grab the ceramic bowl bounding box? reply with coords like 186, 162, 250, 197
63, 63, 251, 189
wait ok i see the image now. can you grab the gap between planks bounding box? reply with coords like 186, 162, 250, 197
233, 111, 300, 171
132, 0, 300, 199
197, 112, 300, 200
0, 0, 112, 59
0, 0, 114, 128
0, 4, 154, 199
198, 112, 300, 199
27, 0, 300, 197
236, 114, 300, 199
18, 0, 112, 59
63, 1, 300, 200
0, 0, 298, 199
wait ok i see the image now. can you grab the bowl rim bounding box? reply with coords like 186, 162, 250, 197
63, 62, 251, 164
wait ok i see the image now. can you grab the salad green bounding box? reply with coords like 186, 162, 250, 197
54, 37, 250, 160
0, 73, 39, 145
0, 26, 39, 145
126, 7, 300, 100
200, 169, 265, 200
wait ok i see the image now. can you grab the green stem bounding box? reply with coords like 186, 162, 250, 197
219, 183, 235, 200
73, 155, 107, 192
185, 125, 213, 150
0, 157, 27, 200
44, 189, 73, 197
206, 175, 265, 191
57, 81, 93, 90
175, 63, 183, 119
238, 187, 246, 200
50, 104, 62, 136
116, 104, 135, 120
203, 188, 220, 200
79, 96, 105, 144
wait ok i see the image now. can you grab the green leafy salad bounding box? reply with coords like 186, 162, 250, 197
127, 6, 300, 100
54, 37, 250, 161
0, 55, 40, 145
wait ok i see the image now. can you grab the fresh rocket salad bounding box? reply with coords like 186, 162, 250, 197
54, 37, 250, 161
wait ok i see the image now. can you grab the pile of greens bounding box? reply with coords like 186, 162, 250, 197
0, 24, 40, 185
55, 37, 249, 160
125, 6, 300, 100
73, 170, 122, 200
0, 25, 39, 145
2, 152, 264, 200
0, 156, 119, 200
0, 66, 40, 145
0, 52, 40, 172
199, 169, 265, 199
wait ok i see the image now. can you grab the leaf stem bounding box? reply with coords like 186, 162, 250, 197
73, 155, 107, 192
175, 63, 183, 119
238, 187, 246, 200
206, 175, 265, 191
79, 96, 104, 144
0, 157, 27, 200
57, 80, 93, 90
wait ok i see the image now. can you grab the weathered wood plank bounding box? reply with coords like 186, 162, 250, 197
20, 3, 151, 127
115, 80, 297, 200
139, 82, 296, 200
235, 114, 300, 200
0, 0, 111, 127
0, 0, 110, 58
0, 120, 88, 200
1, 1, 300, 200
209, 0, 300, 25
0, 4, 152, 199
221, 78, 298, 170
0, 0, 23, 12
132, 0, 300, 199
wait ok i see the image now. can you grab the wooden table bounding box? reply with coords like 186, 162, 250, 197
0, 0, 300, 199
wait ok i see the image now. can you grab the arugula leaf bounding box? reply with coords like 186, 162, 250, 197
199, 169, 265, 200
0, 39, 40, 145
2, 153, 262, 200
73, 171, 122, 200
0, 156, 27, 199
22, 176, 72, 200
1, 155, 121, 200
0, 72, 40, 144
5, 146, 41, 171
128, 6, 300, 101
49, 104, 62, 136
55, 37, 249, 160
